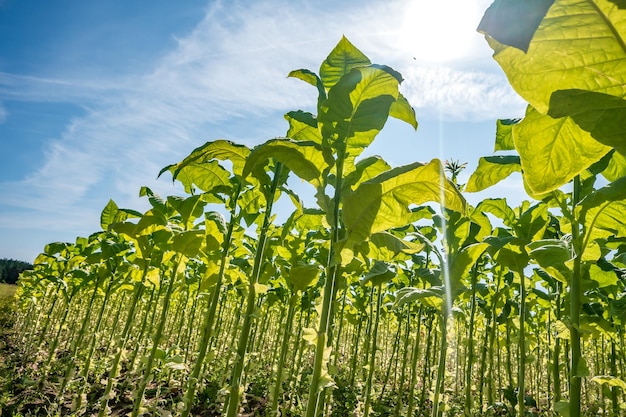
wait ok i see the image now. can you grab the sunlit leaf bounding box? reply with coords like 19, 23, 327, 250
160, 140, 250, 182
475, 198, 516, 228
288, 263, 322, 293
319, 36, 371, 89
243, 139, 333, 190
395, 286, 444, 309
548, 90, 626, 156
465, 156, 521, 192
362, 261, 396, 287
285, 111, 322, 144
172, 230, 205, 258
319, 65, 401, 154
579, 176, 626, 259
343, 159, 466, 249
494, 118, 521, 151
389, 93, 418, 130
513, 106, 611, 194
591, 376, 626, 391
482, 0, 626, 114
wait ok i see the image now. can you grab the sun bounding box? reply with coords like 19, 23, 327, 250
398, 0, 483, 62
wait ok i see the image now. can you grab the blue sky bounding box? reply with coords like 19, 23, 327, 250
0, 0, 527, 262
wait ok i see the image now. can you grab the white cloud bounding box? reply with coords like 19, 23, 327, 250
0, 0, 526, 252
402, 65, 527, 121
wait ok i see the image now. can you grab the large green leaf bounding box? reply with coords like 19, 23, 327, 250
448, 242, 490, 294
162, 159, 231, 194
370, 232, 424, 256
578, 176, 626, 260
287, 69, 326, 105
482, 0, 626, 115
395, 286, 444, 309
494, 239, 530, 272
362, 260, 396, 287
319, 36, 371, 90
243, 139, 333, 190
342, 159, 466, 250
527, 239, 573, 283
591, 376, 626, 391
548, 89, 626, 155
465, 156, 522, 192
160, 140, 250, 182
477, 0, 555, 52
100, 199, 142, 231
285, 111, 322, 144
288, 262, 322, 293
494, 118, 521, 151
475, 198, 516, 228
516, 202, 549, 242
513, 105, 611, 194
343, 155, 391, 192
319, 65, 401, 155
389, 93, 418, 130
172, 230, 205, 258
166, 195, 206, 231
603, 150, 626, 181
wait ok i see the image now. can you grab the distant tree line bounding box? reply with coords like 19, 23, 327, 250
0, 258, 33, 285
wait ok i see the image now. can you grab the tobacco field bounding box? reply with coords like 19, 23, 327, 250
2, 1, 626, 416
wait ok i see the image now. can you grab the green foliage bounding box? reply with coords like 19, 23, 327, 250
4, 10, 626, 417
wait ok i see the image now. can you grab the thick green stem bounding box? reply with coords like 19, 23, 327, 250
405, 308, 423, 417
393, 309, 412, 417
99, 281, 144, 417
225, 163, 282, 417
363, 284, 383, 417
270, 292, 298, 416
181, 183, 241, 417
75, 274, 116, 410
611, 339, 619, 416
131, 255, 183, 417
465, 264, 479, 415
432, 312, 448, 417
518, 267, 527, 417
553, 282, 562, 404
304, 153, 345, 417
570, 175, 582, 417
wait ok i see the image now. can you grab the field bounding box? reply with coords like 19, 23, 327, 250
3, 2, 626, 416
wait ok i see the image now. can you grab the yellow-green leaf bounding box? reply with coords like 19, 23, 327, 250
465, 156, 522, 192
513, 105, 611, 194
591, 375, 626, 391
319, 36, 371, 90
484, 0, 626, 114
342, 159, 466, 249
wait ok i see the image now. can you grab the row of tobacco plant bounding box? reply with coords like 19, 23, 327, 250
9, 1, 626, 416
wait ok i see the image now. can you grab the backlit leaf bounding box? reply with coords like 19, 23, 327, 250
243, 139, 333, 190
513, 106, 611, 194
591, 376, 626, 391
548, 90, 626, 155
342, 159, 466, 249
494, 118, 521, 151
319, 65, 401, 154
285, 111, 322, 144
389, 93, 417, 130
465, 156, 521, 192
319, 36, 371, 90
483, 0, 626, 114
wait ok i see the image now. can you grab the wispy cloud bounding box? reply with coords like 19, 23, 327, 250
403, 65, 526, 121
0, 102, 6, 123
0, 0, 525, 252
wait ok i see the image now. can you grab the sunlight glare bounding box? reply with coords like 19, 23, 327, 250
399, 0, 481, 62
